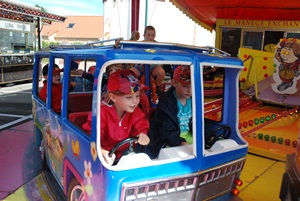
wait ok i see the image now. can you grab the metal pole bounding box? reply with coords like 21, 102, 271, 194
145, 0, 148, 27
37, 17, 42, 51
131, 0, 140, 33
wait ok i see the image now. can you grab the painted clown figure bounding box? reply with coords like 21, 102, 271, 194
272, 38, 300, 94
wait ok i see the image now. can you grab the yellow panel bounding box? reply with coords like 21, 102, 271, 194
3, 173, 57, 201
238, 154, 278, 191
2, 188, 29, 201
238, 154, 285, 201
238, 48, 275, 90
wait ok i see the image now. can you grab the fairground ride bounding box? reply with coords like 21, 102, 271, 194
167, 2, 300, 199
167, 0, 300, 162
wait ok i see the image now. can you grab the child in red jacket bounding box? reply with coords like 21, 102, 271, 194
83, 69, 150, 165
39, 64, 75, 114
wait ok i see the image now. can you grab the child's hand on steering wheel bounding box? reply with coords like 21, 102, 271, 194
137, 133, 150, 146
101, 148, 116, 166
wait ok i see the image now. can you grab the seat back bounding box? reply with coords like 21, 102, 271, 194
69, 111, 90, 129
68, 93, 93, 113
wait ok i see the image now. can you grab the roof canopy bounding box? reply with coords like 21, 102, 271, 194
170, 0, 300, 32
0, 0, 65, 24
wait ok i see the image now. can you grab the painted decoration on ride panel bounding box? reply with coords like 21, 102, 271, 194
272, 38, 300, 94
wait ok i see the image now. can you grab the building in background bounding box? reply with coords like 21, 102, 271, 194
0, 0, 65, 85
42, 16, 104, 44
37, 1, 214, 47
103, 0, 215, 46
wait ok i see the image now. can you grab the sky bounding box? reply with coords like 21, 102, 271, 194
9, 0, 214, 46
11, 0, 104, 16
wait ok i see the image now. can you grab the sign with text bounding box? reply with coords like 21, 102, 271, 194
218, 19, 300, 29
0, 20, 31, 32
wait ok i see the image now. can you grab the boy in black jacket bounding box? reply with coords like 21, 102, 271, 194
148, 65, 192, 158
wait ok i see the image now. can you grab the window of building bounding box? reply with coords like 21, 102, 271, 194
67, 23, 75, 28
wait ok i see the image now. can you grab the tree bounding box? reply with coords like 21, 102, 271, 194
35, 4, 47, 13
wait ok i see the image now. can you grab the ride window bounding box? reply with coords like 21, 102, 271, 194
221, 28, 241, 57
37, 57, 50, 101
99, 62, 194, 165
67, 59, 95, 133
203, 65, 224, 122
242, 31, 263, 50
286, 32, 300, 39
49, 58, 65, 115
69, 60, 96, 93
264, 31, 284, 47
37, 57, 64, 111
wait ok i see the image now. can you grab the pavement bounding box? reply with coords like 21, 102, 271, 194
0, 120, 42, 200
0, 83, 34, 129
0, 82, 65, 201
0, 120, 66, 201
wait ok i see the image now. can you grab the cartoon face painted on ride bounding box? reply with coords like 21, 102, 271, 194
272, 38, 300, 94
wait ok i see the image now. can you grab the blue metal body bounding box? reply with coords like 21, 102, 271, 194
32, 41, 248, 201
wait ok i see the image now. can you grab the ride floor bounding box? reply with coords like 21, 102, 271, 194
0, 120, 285, 201
239, 103, 299, 161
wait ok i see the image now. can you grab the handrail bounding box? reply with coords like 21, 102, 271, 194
119, 41, 230, 56
40, 38, 123, 51
39, 37, 231, 57
208, 46, 231, 56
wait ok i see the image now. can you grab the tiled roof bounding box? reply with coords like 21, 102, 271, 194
42, 16, 104, 39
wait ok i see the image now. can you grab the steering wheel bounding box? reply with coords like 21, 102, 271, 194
108, 137, 139, 158
205, 125, 232, 149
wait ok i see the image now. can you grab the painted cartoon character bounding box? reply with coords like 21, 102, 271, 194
52, 137, 63, 162
273, 39, 300, 93
45, 120, 52, 147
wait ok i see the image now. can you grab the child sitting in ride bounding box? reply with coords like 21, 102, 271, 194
70, 61, 85, 92
147, 65, 192, 158
82, 69, 150, 165
130, 25, 166, 97
39, 64, 76, 115
103, 63, 151, 118
84, 65, 96, 91
130, 64, 165, 95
